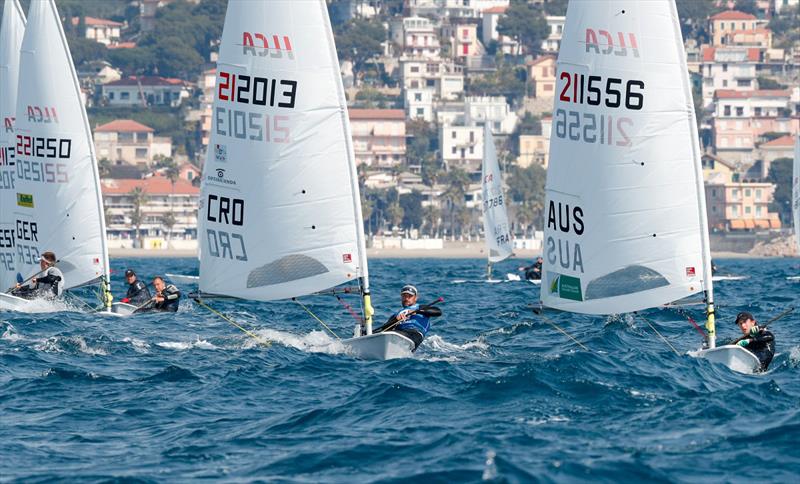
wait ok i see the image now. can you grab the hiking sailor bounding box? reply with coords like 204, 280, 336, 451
150, 276, 181, 312
731, 311, 775, 372
11, 251, 64, 300
121, 269, 151, 305
376, 285, 441, 351
518, 256, 543, 281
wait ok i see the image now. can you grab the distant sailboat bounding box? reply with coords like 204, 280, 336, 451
0, 0, 111, 312
481, 124, 513, 282
540, 0, 759, 373
195, 0, 415, 359
0, 0, 25, 294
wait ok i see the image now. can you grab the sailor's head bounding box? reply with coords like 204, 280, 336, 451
125, 269, 137, 283
153, 276, 166, 293
735, 312, 756, 335
536, 256, 543, 263
40, 252, 56, 269
400, 284, 418, 306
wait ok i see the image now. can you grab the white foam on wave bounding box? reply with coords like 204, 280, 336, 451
122, 337, 151, 353
34, 336, 108, 356
515, 415, 571, 426
1, 322, 23, 342
245, 328, 347, 355
156, 337, 217, 351
415, 334, 490, 362
5, 298, 77, 314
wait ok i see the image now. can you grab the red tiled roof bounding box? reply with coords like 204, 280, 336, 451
107, 42, 137, 50
761, 134, 794, 147
702, 47, 760, 62
710, 10, 757, 21
71, 16, 124, 27
95, 119, 154, 133
105, 76, 186, 87
101, 177, 199, 196
483, 6, 507, 14
714, 89, 790, 99
349, 109, 405, 120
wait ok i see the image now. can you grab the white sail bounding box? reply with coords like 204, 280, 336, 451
794, 134, 799, 255
13, 0, 109, 289
198, 0, 369, 303
482, 125, 512, 264
541, 0, 712, 315
0, 0, 25, 291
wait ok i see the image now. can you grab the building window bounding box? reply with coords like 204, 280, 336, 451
426, 79, 435, 87
723, 80, 728, 87
414, 93, 422, 101
469, 146, 474, 154
410, 66, 419, 73
756, 206, 762, 216
735, 107, 743, 116
462, 29, 469, 39
723, 105, 731, 116
732, 205, 739, 216
135, 148, 148, 159
416, 108, 424, 116
745, 189, 751, 197
712, 206, 717, 212
712, 188, 717, 197
745, 206, 751, 214
108, 92, 115, 100
737, 79, 750, 87
732, 188, 739, 198
451, 130, 456, 139
451, 146, 457, 154
722, 63, 728, 72
754, 107, 762, 116
121, 91, 130, 100
469, 131, 474, 142
755, 189, 762, 200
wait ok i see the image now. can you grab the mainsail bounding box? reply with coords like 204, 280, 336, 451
0, 0, 25, 291
794, 134, 799, 255
481, 124, 513, 266
13, 0, 109, 290
541, 0, 714, 325
198, 0, 372, 325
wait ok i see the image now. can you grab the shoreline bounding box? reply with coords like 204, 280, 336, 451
110, 248, 783, 259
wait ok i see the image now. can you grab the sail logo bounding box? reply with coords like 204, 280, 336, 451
206, 168, 237, 186
16, 193, 34, 208
26, 106, 59, 124
215, 144, 227, 162
686, 266, 696, 277
241, 32, 294, 60
343, 253, 352, 263
549, 273, 583, 301
584, 29, 639, 58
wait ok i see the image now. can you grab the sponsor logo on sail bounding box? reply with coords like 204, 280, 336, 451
584, 29, 639, 58
26, 106, 59, 124
343, 253, 352, 263
215, 144, 227, 162
686, 266, 696, 277
241, 32, 294, 60
206, 167, 236, 186
16, 193, 34, 208
549, 273, 583, 301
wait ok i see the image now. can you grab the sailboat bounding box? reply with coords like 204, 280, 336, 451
481, 125, 513, 282
0, 0, 26, 297
540, 0, 759, 373
195, 0, 414, 359
0, 0, 112, 312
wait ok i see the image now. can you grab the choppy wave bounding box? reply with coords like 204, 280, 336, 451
1, 256, 799, 481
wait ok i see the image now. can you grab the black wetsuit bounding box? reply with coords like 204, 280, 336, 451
525, 261, 542, 280
153, 284, 181, 312
740, 326, 775, 371
13, 267, 64, 300
126, 280, 151, 305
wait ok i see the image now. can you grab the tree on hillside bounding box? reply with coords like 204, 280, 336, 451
128, 187, 147, 248
335, 18, 386, 85
507, 163, 547, 234
543, 0, 568, 16
496, 1, 548, 55
676, 0, 722, 43
735, 0, 759, 16
407, 119, 441, 183
400, 191, 424, 230
467, 60, 528, 103
767, 157, 792, 223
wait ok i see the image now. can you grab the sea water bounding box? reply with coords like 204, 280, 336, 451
1, 257, 799, 481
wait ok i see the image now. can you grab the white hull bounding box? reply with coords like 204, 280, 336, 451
690, 345, 761, 374
0, 292, 33, 311
165, 273, 199, 285
110, 302, 138, 316
787, 276, 800, 281
342, 331, 415, 360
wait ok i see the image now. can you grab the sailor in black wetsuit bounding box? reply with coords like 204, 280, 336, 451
12, 251, 64, 300
518, 257, 543, 281
121, 269, 151, 305
376, 285, 442, 351
151, 276, 180, 312
732, 312, 775, 371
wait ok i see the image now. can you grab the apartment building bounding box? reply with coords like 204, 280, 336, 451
94, 119, 172, 168
391, 16, 441, 59
102, 76, 190, 108
464, 96, 518, 135
400, 58, 464, 101
349, 109, 407, 170
709, 10, 761, 46
542, 16, 565, 53
482, 6, 518, 54
700, 47, 759, 107
705, 177, 781, 230
71, 16, 122, 46
441, 125, 484, 173
527, 55, 556, 99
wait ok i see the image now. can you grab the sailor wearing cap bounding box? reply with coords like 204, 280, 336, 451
121, 269, 151, 305
12, 251, 64, 299
732, 311, 775, 371
377, 284, 442, 351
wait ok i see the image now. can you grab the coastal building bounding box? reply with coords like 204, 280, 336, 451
482, 6, 518, 54
705, 176, 781, 231
542, 16, 565, 53
94, 119, 172, 168
464, 96, 518, 135
349, 109, 407, 170
399, 58, 464, 101
758, 134, 797, 178
526, 55, 557, 99
517, 134, 549, 168
71, 16, 123, 46
102, 76, 191, 108
101, 176, 199, 249
405, 88, 435, 122
440, 125, 484, 173
701, 47, 759, 107
443, 23, 482, 58
708, 10, 761, 47
391, 16, 441, 59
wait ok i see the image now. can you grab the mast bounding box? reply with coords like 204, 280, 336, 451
669, 0, 715, 347
319, 0, 374, 334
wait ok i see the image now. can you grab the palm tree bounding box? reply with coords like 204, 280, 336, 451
128, 187, 147, 248
161, 211, 176, 248
98, 157, 112, 178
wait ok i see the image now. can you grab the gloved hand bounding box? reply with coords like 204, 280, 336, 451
121, 298, 130, 303
737, 339, 750, 347
749, 326, 759, 337
396, 309, 411, 321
